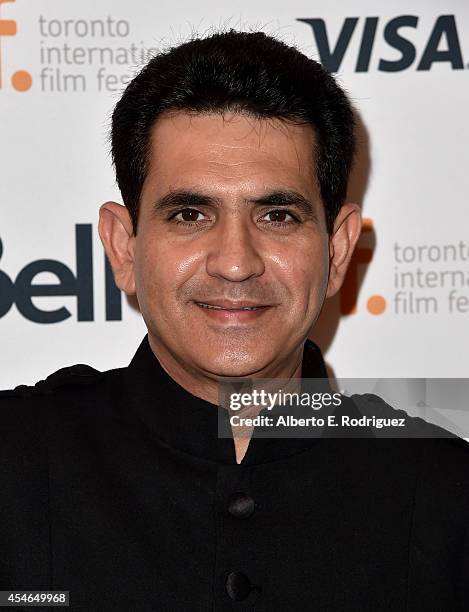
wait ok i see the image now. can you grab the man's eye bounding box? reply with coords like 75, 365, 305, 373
170, 208, 208, 225
261, 209, 298, 225
169, 207, 298, 227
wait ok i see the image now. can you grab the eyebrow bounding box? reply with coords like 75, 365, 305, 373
152, 189, 318, 220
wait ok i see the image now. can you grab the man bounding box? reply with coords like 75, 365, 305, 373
1, 30, 468, 611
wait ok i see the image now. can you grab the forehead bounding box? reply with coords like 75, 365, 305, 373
145, 111, 317, 193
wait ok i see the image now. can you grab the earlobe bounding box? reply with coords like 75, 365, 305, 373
325, 203, 362, 298
98, 201, 136, 295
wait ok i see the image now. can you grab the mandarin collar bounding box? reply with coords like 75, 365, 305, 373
123, 334, 329, 465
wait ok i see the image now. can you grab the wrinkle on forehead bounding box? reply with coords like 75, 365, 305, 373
153, 109, 313, 153
162, 109, 300, 139
146, 110, 317, 193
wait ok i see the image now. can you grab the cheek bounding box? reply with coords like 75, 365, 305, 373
133, 237, 166, 301
270, 239, 329, 300
135, 236, 203, 305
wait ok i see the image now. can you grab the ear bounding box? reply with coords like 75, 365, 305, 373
325, 203, 362, 298
98, 201, 136, 295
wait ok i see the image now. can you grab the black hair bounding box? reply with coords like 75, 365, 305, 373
110, 29, 356, 234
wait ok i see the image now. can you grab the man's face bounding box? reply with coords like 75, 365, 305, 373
128, 112, 331, 377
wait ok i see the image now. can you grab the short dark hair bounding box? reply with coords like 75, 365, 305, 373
110, 29, 356, 235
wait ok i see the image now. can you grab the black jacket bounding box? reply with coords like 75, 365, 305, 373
1, 335, 468, 611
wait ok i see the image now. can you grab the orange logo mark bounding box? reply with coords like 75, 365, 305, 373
340, 217, 386, 315
367, 294, 386, 315
0, 0, 32, 91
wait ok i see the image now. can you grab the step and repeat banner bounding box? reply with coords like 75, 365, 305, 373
1, 0, 468, 387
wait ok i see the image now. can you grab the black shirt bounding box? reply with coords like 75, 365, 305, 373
1, 335, 469, 611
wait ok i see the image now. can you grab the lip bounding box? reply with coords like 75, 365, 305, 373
193, 300, 274, 323
193, 300, 270, 309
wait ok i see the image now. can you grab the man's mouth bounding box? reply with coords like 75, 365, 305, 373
192, 300, 274, 324
195, 302, 267, 311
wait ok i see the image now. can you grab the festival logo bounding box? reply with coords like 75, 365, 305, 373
0, 0, 32, 90
340, 218, 385, 315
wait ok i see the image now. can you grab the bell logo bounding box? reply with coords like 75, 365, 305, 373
0, 225, 122, 323
0, 0, 32, 90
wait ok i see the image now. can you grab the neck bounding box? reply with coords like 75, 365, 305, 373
147, 333, 305, 463
147, 334, 305, 404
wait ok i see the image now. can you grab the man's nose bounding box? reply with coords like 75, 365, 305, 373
205, 215, 265, 282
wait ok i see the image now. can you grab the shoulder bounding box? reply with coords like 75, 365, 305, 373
349, 391, 469, 490
0, 362, 125, 415
349, 391, 465, 440
0, 364, 104, 398
0, 362, 128, 461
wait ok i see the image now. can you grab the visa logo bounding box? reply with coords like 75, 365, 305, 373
297, 15, 465, 72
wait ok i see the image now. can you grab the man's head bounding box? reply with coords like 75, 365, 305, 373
99, 30, 362, 380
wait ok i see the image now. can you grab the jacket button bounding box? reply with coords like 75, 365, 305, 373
228, 492, 255, 519
226, 571, 252, 601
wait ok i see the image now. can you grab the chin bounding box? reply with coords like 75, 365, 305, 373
196, 348, 271, 378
